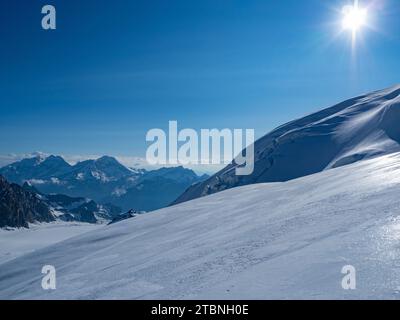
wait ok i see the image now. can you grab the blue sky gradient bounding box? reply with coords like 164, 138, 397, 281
1, 0, 400, 158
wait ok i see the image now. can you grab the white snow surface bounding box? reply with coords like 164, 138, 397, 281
0, 222, 102, 265
175, 85, 400, 204
2, 152, 400, 299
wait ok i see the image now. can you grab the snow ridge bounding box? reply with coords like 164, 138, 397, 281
174, 85, 400, 205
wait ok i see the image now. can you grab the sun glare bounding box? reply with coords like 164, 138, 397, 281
342, 2, 368, 33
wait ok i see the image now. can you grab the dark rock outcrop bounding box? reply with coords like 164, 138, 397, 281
0, 175, 54, 228
108, 209, 142, 225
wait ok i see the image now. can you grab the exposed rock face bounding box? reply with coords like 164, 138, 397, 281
20, 182, 122, 224
66, 200, 99, 224
108, 209, 143, 225
0, 175, 54, 228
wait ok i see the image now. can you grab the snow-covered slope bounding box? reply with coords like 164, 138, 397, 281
0, 222, 102, 265
2, 152, 400, 299
174, 85, 400, 204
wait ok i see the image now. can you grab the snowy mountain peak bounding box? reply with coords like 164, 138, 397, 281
174, 85, 400, 205
0, 154, 206, 212
95, 155, 120, 164
41, 155, 71, 168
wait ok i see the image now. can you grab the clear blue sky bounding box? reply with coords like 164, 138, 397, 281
1, 0, 399, 158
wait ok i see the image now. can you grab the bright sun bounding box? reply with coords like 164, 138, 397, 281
342, 2, 368, 33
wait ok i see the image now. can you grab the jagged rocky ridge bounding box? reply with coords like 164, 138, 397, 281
0, 175, 54, 228
0, 175, 122, 228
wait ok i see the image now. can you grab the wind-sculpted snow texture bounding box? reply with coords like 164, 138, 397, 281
174, 85, 400, 204
2, 152, 400, 299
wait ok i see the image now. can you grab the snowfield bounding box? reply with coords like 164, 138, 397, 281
2, 152, 400, 299
0, 222, 102, 265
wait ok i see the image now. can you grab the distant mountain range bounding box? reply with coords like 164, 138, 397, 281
24, 182, 122, 223
174, 85, 400, 205
0, 155, 208, 212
